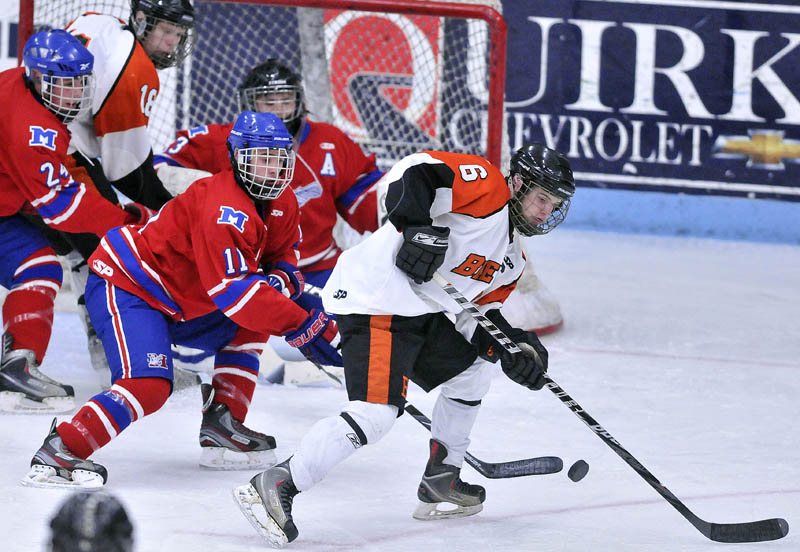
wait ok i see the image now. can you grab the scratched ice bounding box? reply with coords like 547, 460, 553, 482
1, 229, 798, 551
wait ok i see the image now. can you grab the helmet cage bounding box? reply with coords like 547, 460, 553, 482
238, 83, 305, 136
131, 1, 195, 70
508, 173, 571, 236
38, 73, 94, 124
233, 147, 295, 200
23, 30, 95, 124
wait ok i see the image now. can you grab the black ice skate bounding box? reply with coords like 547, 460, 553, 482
21, 418, 108, 489
198, 383, 277, 470
0, 335, 74, 413
413, 438, 486, 520
233, 458, 299, 547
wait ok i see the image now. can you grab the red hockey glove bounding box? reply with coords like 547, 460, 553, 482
265, 261, 305, 301
122, 202, 156, 225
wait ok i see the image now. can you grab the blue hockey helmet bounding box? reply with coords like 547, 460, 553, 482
226, 111, 296, 201
22, 30, 94, 123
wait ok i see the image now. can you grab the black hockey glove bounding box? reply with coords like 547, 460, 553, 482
471, 310, 549, 391
395, 225, 450, 284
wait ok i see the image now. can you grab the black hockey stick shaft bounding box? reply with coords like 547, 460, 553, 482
404, 403, 562, 478
432, 272, 788, 543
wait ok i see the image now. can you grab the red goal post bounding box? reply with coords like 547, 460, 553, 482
19, 0, 508, 168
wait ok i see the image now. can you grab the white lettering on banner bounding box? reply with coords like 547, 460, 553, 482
510, 112, 714, 167
508, 17, 800, 124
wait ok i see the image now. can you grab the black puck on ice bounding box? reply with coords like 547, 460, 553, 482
567, 460, 589, 482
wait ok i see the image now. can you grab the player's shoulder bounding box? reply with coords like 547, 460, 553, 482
422, 151, 508, 218
1, 71, 70, 153
303, 121, 358, 148
68, 12, 130, 44
179, 122, 232, 140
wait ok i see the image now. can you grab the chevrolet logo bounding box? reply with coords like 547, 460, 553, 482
713, 130, 800, 169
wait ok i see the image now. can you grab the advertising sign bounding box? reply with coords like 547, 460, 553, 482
504, 0, 800, 201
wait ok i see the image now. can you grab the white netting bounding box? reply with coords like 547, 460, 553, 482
29, 0, 507, 167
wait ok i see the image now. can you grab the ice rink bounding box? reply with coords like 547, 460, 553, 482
1, 228, 798, 551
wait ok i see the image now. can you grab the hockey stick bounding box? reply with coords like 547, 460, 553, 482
404, 403, 563, 479
432, 272, 789, 543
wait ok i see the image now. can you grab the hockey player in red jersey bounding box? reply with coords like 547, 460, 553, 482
54, 0, 196, 378
234, 144, 575, 546
22, 112, 342, 489
154, 59, 383, 320
0, 30, 152, 414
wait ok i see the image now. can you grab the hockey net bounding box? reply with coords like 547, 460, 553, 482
19, 0, 508, 169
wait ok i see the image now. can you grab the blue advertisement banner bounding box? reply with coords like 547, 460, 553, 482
503, 0, 800, 201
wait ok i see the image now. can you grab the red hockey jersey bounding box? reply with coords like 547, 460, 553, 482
89, 169, 309, 336
154, 121, 383, 271
0, 68, 134, 233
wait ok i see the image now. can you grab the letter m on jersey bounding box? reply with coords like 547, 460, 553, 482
217, 206, 249, 232
29, 126, 58, 151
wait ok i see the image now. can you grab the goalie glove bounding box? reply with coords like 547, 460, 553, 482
395, 225, 449, 284
471, 309, 549, 391
284, 309, 342, 367
265, 261, 304, 300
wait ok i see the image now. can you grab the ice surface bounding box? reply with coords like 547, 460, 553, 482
2, 229, 798, 551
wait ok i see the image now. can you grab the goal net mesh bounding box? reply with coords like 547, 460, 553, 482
30, 0, 507, 169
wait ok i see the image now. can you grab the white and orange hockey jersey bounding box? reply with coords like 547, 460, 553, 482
65, 13, 159, 182
321, 151, 525, 320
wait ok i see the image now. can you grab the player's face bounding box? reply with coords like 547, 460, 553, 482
514, 176, 562, 226
48, 76, 87, 110
249, 148, 286, 184
141, 18, 188, 59
254, 92, 296, 121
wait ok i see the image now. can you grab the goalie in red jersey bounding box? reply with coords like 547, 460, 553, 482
22, 112, 342, 489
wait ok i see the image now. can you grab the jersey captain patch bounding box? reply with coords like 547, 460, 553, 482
29, 126, 59, 151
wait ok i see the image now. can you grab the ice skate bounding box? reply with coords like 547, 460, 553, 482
413, 439, 486, 520
233, 459, 299, 547
0, 339, 74, 413
198, 384, 277, 470
21, 418, 107, 489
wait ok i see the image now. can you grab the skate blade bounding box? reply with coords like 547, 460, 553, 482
20, 464, 104, 490
200, 447, 277, 471
232, 483, 289, 548
0, 391, 74, 414
412, 501, 483, 521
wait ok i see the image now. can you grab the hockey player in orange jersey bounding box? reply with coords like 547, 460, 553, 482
234, 144, 575, 546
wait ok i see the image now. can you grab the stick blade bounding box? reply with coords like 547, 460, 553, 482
469, 455, 563, 478
707, 518, 788, 543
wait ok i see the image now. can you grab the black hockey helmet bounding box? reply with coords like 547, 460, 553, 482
49, 492, 134, 552
508, 143, 575, 236
238, 58, 307, 139
130, 0, 195, 69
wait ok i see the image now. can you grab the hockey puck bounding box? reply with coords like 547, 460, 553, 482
567, 460, 589, 482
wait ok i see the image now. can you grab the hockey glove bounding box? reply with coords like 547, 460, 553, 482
471, 309, 549, 391
395, 225, 450, 284
122, 202, 156, 225
265, 261, 305, 301
284, 309, 343, 367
